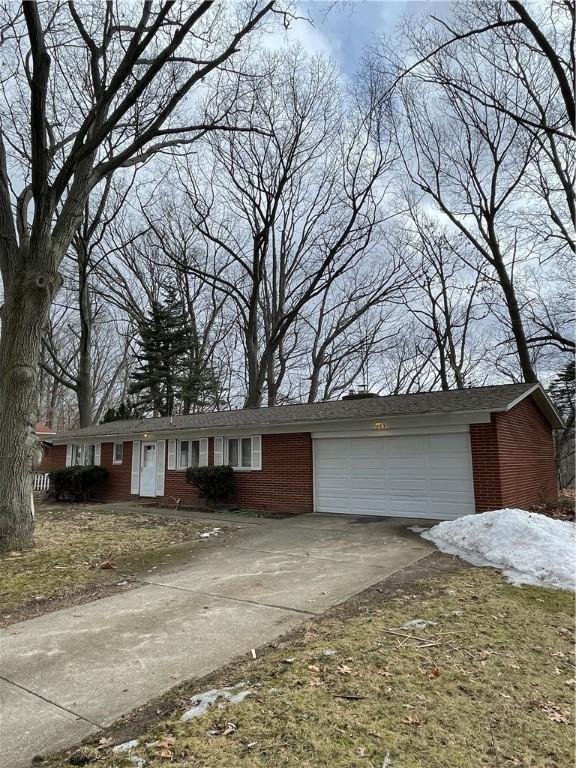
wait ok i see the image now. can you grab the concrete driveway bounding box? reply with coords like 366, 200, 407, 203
0, 510, 432, 767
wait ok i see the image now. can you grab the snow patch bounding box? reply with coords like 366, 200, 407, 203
421, 508, 576, 591
408, 525, 429, 534
180, 686, 252, 721
400, 619, 437, 630
112, 739, 139, 754
199, 527, 222, 540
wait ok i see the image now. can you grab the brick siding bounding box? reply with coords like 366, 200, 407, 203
470, 395, 557, 511
38, 443, 65, 473
42, 433, 313, 514
164, 433, 313, 514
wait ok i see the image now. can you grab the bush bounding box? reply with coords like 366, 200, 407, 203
49, 465, 109, 502
186, 465, 234, 504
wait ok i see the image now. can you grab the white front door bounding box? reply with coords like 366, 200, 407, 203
314, 433, 475, 520
140, 442, 157, 497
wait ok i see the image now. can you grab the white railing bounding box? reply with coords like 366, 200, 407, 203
33, 473, 50, 492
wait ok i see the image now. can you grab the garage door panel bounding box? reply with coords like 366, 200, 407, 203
314, 434, 474, 519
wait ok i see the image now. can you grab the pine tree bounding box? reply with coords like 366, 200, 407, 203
100, 400, 140, 424
129, 287, 185, 416
548, 361, 575, 421
129, 282, 223, 416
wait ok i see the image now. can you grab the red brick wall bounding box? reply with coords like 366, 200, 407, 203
494, 396, 557, 508
232, 433, 313, 514
469, 421, 503, 512
38, 443, 66, 472
45, 433, 314, 514
99, 441, 133, 501
164, 433, 314, 514
470, 395, 557, 512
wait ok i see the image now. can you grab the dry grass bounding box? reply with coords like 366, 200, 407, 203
0, 503, 223, 624
47, 568, 575, 768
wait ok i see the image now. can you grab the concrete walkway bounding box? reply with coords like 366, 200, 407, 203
0, 511, 432, 768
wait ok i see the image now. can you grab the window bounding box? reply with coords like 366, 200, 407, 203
72, 444, 83, 466
113, 442, 124, 465
178, 439, 200, 469
71, 443, 97, 466
84, 444, 96, 465
143, 443, 156, 467
227, 437, 253, 469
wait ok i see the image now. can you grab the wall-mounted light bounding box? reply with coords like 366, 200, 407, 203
143, 433, 149, 439
374, 421, 386, 430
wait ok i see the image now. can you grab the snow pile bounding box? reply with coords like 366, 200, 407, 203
421, 508, 576, 591
180, 686, 252, 721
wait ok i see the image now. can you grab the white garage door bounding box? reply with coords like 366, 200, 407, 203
314, 433, 475, 520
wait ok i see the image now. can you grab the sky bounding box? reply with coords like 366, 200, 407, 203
288, 1, 451, 75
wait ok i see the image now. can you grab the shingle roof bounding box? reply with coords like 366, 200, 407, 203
53, 382, 561, 441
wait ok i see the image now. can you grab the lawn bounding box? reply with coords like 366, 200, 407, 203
0, 503, 229, 626
44, 557, 574, 768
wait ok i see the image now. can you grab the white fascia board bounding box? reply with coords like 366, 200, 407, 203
492, 383, 564, 429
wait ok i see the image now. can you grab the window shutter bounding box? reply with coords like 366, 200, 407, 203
155, 440, 166, 497
131, 441, 141, 495
94, 443, 101, 466
214, 437, 224, 465
199, 438, 208, 466
252, 434, 262, 470
65, 445, 72, 467
167, 439, 176, 470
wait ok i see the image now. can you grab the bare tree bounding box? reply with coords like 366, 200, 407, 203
0, 1, 277, 550
39, 176, 135, 426
394, 207, 490, 390
156, 49, 399, 407
304, 271, 404, 402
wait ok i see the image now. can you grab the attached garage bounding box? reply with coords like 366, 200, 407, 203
314, 432, 475, 519
44, 383, 562, 518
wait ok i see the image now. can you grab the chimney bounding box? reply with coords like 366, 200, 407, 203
341, 388, 378, 401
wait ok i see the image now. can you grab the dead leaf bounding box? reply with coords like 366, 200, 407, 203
337, 663, 352, 675
97, 737, 113, 750
98, 560, 115, 570
208, 722, 237, 737
541, 703, 570, 724
308, 665, 321, 673
309, 677, 323, 687
149, 736, 176, 753
402, 716, 422, 726
378, 669, 393, 677
425, 666, 441, 679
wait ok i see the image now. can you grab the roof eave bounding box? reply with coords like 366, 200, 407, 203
496, 383, 564, 429
51, 407, 497, 443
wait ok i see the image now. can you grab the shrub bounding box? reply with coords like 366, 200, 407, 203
186, 465, 234, 504
49, 465, 109, 502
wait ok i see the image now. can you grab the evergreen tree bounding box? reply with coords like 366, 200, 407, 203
100, 400, 140, 424
129, 282, 223, 416
548, 361, 575, 422
548, 361, 575, 488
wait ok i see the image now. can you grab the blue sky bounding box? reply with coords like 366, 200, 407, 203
292, 1, 450, 75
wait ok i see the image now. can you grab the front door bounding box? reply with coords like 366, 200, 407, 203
140, 442, 157, 497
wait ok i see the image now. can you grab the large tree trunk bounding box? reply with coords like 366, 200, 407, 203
0, 265, 56, 551
76, 244, 93, 427
244, 320, 262, 408
492, 253, 538, 383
